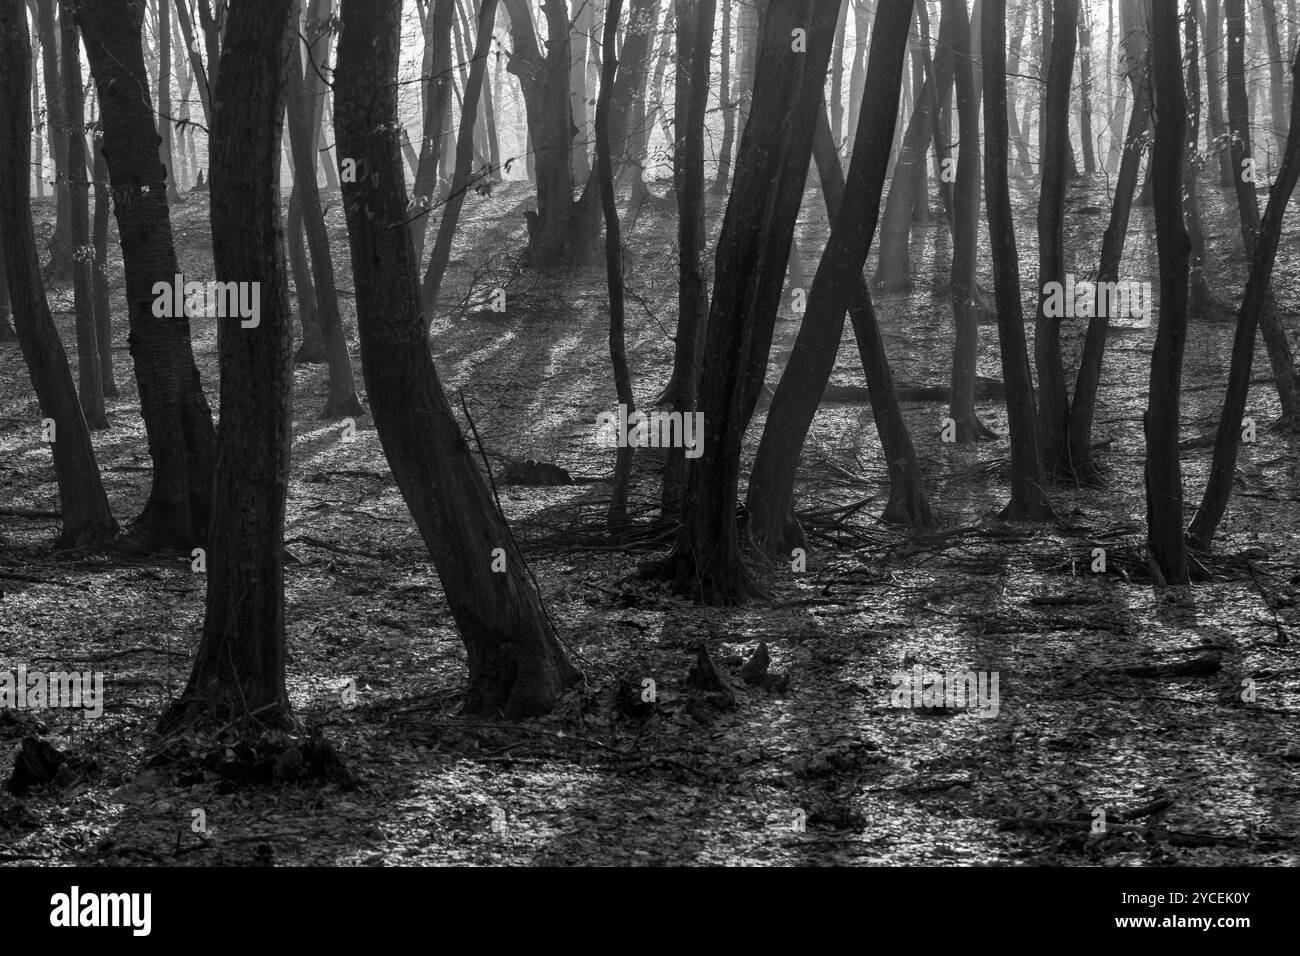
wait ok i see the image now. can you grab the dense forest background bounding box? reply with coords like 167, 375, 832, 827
0, 0, 1297, 866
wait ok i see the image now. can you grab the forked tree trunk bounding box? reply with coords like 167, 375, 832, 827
0, 1, 117, 550
60, 3, 107, 429
286, 1, 363, 419
1189, 40, 1300, 550
1034, 0, 1077, 477
649, 0, 842, 605
944, 0, 996, 442
165, 0, 297, 732
746, 5, 926, 554
75, 0, 218, 551
983, 0, 1054, 520
1144, 0, 1191, 585
335, 0, 578, 716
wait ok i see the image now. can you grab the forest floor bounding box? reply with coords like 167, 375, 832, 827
1, 172, 1298, 866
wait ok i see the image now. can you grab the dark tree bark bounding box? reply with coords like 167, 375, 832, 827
1262, 0, 1287, 160
155, 0, 180, 204
711, 0, 735, 194
1077, 6, 1096, 174
944, 0, 996, 442
335, 0, 578, 717
569, 0, 593, 183
597, 0, 637, 527
649, 0, 842, 605
75, 0, 218, 551
0, 0, 117, 549
36, 0, 73, 278
829, 0, 849, 142
1066, 2, 1150, 482
286, 1, 363, 419
165, 0, 297, 732
0, 231, 14, 342
501, 0, 577, 266
172, 0, 212, 125
746, 5, 927, 553
1225, 0, 1300, 429
421, 0, 500, 316
286, 171, 327, 364
660, 0, 714, 519
1034, 0, 1077, 477
90, 123, 117, 395
983, 0, 1054, 520
1184, 0, 1224, 318
1189, 39, 1300, 550
1144, 0, 1191, 584
60, 2, 107, 430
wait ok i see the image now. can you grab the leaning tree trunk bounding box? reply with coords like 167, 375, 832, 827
660, 0, 714, 519
1033, 0, 1077, 477
74, 0, 218, 551
60, 2, 107, 429
335, 0, 579, 717
983, 0, 1054, 520
1225, 0, 1300, 429
286, 0, 363, 419
944, 0, 996, 442
649, 0, 842, 605
166, 0, 297, 732
1144, 0, 1191, 585
1066, 1, 1150, 483
746, 0, 921, 554
1189, 39, 1300, 550
0, 0, 117, 550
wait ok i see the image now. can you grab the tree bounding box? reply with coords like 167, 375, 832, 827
155, 0, 180, 203
285, 0, 363, 419
60, 1, 107, 430
90, 121, 118, 395
0, 232, 14, 341
35, 0, 72, 278
1189, 39, 1300, 550
0, 0, 117, 549
649, 0, 842, 605
165, 0, 297, 731
660, 0, 714, 519
983, 0, 1054, 520
74, 0, 218, 550
1033, 0, 1077, 476
410, 0, 455, 262
945, 0, 996, 442
746, 0, 923, 553
335, 0, 578, 716
711, 0, 735, 194
1144, 0, 1191, 584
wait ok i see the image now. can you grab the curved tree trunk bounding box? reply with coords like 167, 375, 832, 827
286, 1, 363, 419
651, 0, 842, 605
0, 1, 117, 550
335, 0, 578, 717
983, 0, 1054, 520
75, 0, 218, 551
1189, 39, 1300, 550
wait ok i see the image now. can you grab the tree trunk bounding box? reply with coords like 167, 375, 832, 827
570, 0, 593, 183
649, 0, 841, 605
0, 0, 117, 549
286, 168, 327, 364
36, 0, 73, 278
1262, 0, 1287, 162
410, 0, 455, 261
983, 0, 1054, 519
1143, 0, 1191, 584
830, 0, 849, 143
0, 232, 15, 341
75, 0, 218, 551
711, 0, 734, 193
1189, 38, 1300, 550
1225, 0, 1300, 428
1034, 0, 1077, 477
165, 0, 297, 733
746, 4, 924, 553
90, 122, 117, 394
945, 0, 996, 442
60, 2, 107, 429
172, 0, 212, 125
155, 0, 181, 204
1066, 1, 1150, 482
421, 0, 501, 316
660, 0, 714, 520
631, 0, 673, 206
334, 0, 578, 716
1204, 0, 1236, 186
1077, 5, 1096, 174
1184, 0, 1223, 318
287, 1, 363, 419
846, 0, 870, 155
